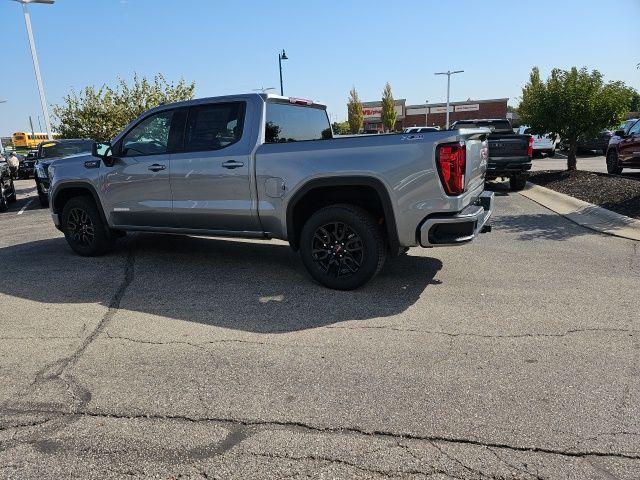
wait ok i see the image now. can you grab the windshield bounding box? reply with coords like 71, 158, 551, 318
40, 140, 93, 159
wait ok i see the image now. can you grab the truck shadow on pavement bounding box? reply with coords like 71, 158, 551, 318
1, 234, 443, 333
491, 212, 601, 241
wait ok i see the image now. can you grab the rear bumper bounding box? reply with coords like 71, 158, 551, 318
418, 191, 494, 247
486, 156, 531, 176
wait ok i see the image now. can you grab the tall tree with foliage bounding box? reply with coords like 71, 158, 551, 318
519, 67, 632, 170
381, 82, 397, 132
347, 87, 364, 134
53, 73, 196, 142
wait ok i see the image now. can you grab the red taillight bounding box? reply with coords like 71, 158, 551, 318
436, 142, 466, 196
527, 135, 534, 157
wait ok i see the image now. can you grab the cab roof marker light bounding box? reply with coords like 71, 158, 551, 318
289, 97, 313, 105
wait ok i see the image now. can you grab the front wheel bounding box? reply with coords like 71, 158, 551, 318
510, 174, 528, 191
299, 204, 386, 290
606, 151, 622, 174
61, 196, 114, 256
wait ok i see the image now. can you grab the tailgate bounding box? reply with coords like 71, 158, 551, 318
488, 134, 529, 157
456, 129, 490, 194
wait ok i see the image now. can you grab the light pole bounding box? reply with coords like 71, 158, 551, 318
424, 99, 429, 127
278, 49, 288, 96
434, 70, 463, 129
13, 0, 55, 140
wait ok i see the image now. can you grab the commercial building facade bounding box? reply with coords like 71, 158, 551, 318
358, 98, 508, 132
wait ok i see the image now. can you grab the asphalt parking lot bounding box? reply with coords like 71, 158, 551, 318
1, 179, 639, 479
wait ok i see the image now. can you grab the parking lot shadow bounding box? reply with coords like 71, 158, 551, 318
0, 235, 442, 333
491, 213, 597, 241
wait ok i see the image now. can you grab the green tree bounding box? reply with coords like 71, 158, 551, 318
331, 121, 351, 135
628, 88, 640, 113
53, 73, 195, 142
381, 82, 396, 132
347, 87, 363, 134
519, 67, 632, 170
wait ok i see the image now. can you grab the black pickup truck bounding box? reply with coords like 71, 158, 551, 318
451, 119, 532, 191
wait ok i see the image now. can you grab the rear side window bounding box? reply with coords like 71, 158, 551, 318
184, 102, 245, 152
265, 103, 332, 143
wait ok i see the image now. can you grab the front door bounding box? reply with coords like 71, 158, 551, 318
170, 101, 259, 232
619, 120, 640, 167
102, 108, 179, 228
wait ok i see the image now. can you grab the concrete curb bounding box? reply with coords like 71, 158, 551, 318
519, 182, 640, 241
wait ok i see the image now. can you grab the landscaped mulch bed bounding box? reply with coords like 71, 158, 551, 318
528, 170, 640, 220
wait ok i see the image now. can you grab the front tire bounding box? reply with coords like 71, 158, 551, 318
36, 181, 49, 207
61, 196, 114, 256
606, 151, 622, 174
299, 204, 386, 290
510, 174, 528, 191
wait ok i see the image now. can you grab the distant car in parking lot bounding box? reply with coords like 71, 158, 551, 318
17, 151, 36, 179
0, 158, 17, 211
518, 126, 558, 157
560, 131, 612, 155
34, 139, 94, 207
605, 119, 640, 174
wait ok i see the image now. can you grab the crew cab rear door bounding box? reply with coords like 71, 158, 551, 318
169, 100, 260, 232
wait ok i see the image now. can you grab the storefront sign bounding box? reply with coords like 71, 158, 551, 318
362, 105, 404, 119
454, 104, 480, 112
429, 106, 453, 114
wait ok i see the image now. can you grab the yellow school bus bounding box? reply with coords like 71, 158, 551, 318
11, 131, 60, 150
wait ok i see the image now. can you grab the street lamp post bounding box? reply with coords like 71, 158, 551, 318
424, 99, 429, 127
13, 0, 55, 140
0, 100, 5, 155
278, 49, 288, 96
434, 70, 463, 129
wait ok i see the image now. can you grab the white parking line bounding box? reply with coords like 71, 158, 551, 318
17, 200, 33, 215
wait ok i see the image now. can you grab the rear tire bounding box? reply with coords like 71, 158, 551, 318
606, 151, 622, 174
61, 196, 114, 256
548, 148, 556, 158
510, 174, 528, 191
299, 204, 386, 290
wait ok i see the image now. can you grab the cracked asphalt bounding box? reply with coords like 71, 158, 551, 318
1, 179, 639, 479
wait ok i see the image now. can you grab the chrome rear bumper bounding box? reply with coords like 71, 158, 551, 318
419, 191, 494, 247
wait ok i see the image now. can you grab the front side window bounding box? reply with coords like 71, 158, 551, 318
628, 120, 640, 136
121, 110, 174, 156
184, 102, 245, 152
265, 103, 332, 143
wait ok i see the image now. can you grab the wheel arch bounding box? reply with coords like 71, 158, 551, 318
51, 182, 110, 227
286, 176, 399, 253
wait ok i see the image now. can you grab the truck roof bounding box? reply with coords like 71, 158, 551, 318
151, 93, 327, 112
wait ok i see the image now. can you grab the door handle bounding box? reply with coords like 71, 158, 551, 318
222, 160, 244, 169
148, 164, 166, 172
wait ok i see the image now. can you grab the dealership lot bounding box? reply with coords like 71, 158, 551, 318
1, 179, 639, 479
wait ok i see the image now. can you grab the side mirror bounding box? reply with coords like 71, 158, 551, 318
92, 141, 115, 167
614, 129, 626, 138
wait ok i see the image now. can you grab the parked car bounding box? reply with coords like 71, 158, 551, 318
451, 119, 532, 191
517, 126, 558, 157
403, 127, 440, 133
560, 131, 613, 155
17, 151, 36, 179
47, 93, 493, 290
605, 119, 640, 174
0, 158, 17, 211
33, 139, 93, 207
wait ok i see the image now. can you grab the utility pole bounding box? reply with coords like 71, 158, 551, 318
434, 70, 463, 129
15, 0, 56, 140
424, 99, 429, 127
278, 49, 288, 96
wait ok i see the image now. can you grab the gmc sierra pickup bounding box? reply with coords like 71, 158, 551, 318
451, 119, 533, 191
47, 93, 493, 289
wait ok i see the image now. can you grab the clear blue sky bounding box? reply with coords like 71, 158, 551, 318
1, 0, 639, 136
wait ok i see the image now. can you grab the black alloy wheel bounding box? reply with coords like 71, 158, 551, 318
67, 207, 95, 248
312, 222, 364, 278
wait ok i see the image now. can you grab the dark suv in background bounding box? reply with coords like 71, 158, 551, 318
34, 139, 93, 207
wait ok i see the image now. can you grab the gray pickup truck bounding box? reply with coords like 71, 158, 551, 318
47, 93, 493, 289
